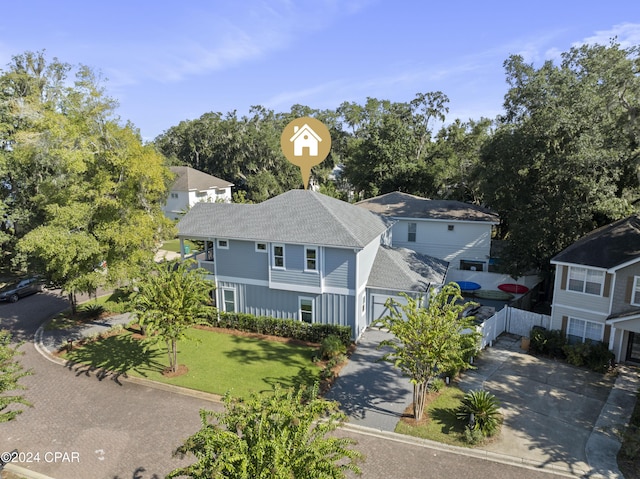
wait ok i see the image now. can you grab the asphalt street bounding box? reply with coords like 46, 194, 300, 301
1, 290, 572, 479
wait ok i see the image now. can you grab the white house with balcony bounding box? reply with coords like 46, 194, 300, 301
163, 166, 233, 220
550, 215, 640, 363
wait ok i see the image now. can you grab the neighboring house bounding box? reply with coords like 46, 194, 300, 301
290, 124, 322, 156
177, 190, 448, 340
163, 166, 234, 220
356, 192, 499, 272
550, 215, 640, 363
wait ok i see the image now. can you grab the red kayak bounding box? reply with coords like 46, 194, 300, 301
498, 283, 529, 294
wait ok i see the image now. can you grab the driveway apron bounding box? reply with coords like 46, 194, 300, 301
325, 328, 412, 431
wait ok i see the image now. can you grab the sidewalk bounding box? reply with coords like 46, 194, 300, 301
38, 312, 133, 354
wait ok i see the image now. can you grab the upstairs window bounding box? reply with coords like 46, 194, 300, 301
568, 267, 604, 295
217, 239, 229, 250
273, 244, 285, 269
305, 247, 317, 272
255, 242, 267, 253
633, 277, 640, 306
408, 223, 417, 242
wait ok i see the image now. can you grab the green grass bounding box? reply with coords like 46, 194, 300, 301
395, 386, 469, 447
61, 328, 321, 398
161, 238, 198, 253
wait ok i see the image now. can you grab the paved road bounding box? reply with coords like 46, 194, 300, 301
1, 291, 571, 479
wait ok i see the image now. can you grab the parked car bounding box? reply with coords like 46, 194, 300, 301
0, 277, 44, 303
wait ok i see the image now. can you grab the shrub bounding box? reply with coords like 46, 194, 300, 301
563, 340, 614, 373
456, 389, 501, 438
428, 378, 446, 393
529, 327, 566, 358
463, 425, 485, 445
620, 425, 640, 460
81, 303, 105, 319
319, 335, 347, 360
212, 311, 352, 346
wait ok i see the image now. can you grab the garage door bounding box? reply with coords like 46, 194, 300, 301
371, 294, 409, 323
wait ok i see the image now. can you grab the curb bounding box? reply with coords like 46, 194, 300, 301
33, 324, 223, 405
4, 464, 58, 479
339, 423, 582, 478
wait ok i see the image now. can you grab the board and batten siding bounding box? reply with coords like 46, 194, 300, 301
222, 282, 356, 335
391, 219, 492, 267
324, 248, 355, 289
215, 239, 269, 281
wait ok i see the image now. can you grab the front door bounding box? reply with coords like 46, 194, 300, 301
626, 332, 640, 363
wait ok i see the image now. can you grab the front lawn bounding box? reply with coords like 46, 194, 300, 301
395, 386, 470, 447
161, 238, 198, 253
60, 327, 321, 398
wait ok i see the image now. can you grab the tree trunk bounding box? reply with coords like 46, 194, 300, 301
68, 292, 77, 315
171, 340, 177, 373
413, 381, 428, 421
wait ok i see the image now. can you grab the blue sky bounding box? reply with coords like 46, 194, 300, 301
1, 1, 638, 141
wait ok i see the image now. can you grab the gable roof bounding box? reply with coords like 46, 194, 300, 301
177, 190, 390, 248
170, 166, 233, 192
367, 245, 449, 292
356, 191, 499, 223
551, 215, 640, 269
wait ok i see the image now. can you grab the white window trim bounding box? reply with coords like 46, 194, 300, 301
304, 246, 318, 273
567, 266, 604, 296
298, 296, 314, 323
217, 239, 229, 250
272, 244, 285, 269
255, 242, 268, 253
408, 222, 417, 242
632, 276, 640, 307
567, 316, 604, 343
221, 287, 236, 313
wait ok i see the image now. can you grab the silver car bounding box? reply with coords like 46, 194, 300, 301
0, 277, 43, 302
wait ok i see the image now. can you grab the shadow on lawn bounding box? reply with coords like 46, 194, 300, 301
64, 334, 165, 385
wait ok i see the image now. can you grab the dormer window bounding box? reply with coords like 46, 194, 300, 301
408, 223, 416, 242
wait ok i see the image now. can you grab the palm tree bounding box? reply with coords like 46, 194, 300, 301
134, 259, 213, 373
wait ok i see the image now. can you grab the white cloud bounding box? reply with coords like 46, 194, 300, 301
578, 22, 640, 49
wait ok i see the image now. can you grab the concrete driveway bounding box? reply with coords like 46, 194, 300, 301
457, 334, 637, 477
324, 328, 413, 431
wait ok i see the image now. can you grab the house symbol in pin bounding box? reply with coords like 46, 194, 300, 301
289, 124, 322, 156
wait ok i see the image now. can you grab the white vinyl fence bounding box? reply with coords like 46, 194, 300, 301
478, 306, 551, 349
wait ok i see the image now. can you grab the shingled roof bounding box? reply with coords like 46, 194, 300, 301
367, 246, 448, 292
356, 191, 498, 223
170, 166, 233, 191
551, 215, 640, 270
177, 190, 390, 248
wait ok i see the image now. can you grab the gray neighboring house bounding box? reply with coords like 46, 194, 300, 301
356, 192, 499, 273
550, 215, 640, 363
177, 190, 448, 340
163, 166, 234, 220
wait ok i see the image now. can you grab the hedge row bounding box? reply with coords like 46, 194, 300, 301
210, 311, 352, 347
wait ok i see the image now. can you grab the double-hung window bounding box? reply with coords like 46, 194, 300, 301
305, 247, 317, 272
633, 276, 640, 306
567, 266, 604, 295
273, 244, 285, 269
567, 317, 603, 344
299, 297, 314, 323
408, 223, 417, 242
222, 289, 236, 313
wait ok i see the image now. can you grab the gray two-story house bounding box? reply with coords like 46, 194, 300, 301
550, 215, 640, 363
177, 190, 448, 340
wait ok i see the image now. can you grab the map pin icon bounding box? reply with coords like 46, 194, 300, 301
281, 117, 332, 189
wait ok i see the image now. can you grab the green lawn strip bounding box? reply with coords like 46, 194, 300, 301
161, 238, 198, 253
61, 327, 321, 398
395, 386, 469, 447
